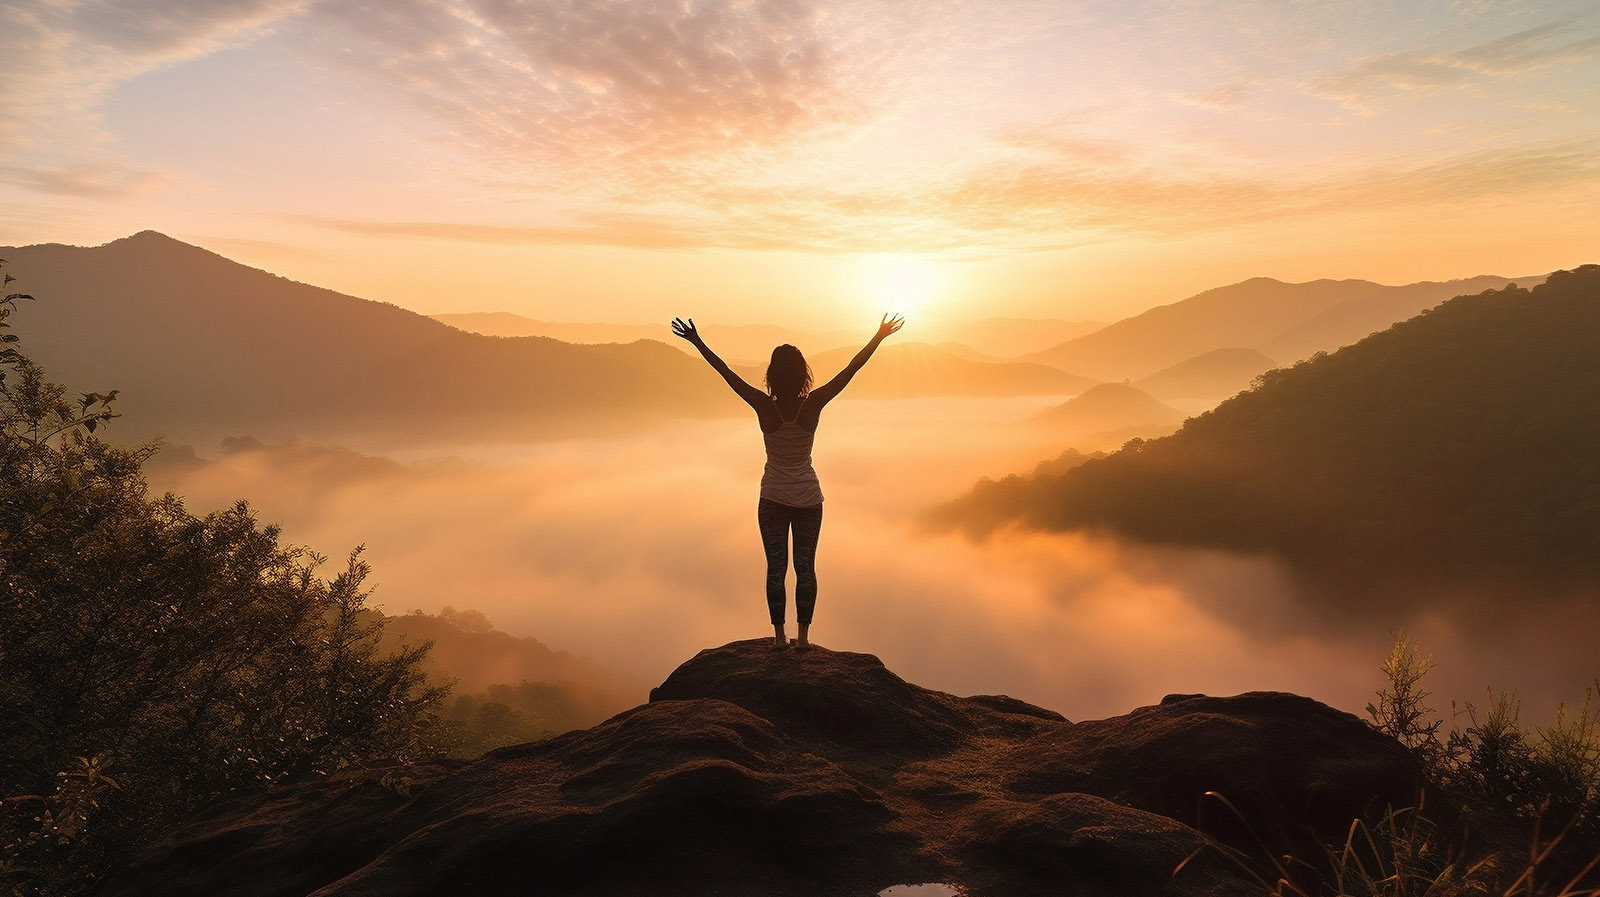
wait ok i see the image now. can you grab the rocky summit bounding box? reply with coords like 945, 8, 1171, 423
106, 641, 1420, 896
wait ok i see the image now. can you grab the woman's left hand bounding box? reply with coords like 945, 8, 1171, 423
875, 313, 905, 341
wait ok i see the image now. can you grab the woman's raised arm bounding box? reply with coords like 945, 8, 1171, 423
809, 314, 904, 407
671, 317, 768, 412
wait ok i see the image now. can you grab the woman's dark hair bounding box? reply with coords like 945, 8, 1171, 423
765, 344, 812, 399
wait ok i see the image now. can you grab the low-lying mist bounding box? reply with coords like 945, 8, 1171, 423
146, 397, 1593, 723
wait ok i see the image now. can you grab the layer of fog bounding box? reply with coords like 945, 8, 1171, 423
147, 396, 1594, 723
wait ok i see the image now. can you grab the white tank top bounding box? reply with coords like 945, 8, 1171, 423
760, 420, 823, 507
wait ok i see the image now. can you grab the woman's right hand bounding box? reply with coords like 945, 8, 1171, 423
875, 313, 905, 342
671, 317, 702, 345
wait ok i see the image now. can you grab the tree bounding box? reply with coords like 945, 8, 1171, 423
0, 261, 450, 895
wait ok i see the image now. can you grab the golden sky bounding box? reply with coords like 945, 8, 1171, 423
3, 0, 1597, 328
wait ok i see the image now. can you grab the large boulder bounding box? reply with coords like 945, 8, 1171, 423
106, 640, 1420, 897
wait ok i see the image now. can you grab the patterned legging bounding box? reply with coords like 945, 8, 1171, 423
757, 497, 824, 625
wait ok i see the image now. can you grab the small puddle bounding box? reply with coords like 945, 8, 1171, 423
877, 885, 961, 897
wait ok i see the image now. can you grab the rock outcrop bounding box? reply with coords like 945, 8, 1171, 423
106, 641, 1420, 896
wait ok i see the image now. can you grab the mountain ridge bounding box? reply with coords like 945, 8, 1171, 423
1034, 382, 1184, 448
1134, 347, 1279, 402
943, 265, 1600, 606
0, 233, 735, 442
1024, 273, 1542, 381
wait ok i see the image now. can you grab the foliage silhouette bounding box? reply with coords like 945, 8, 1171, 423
0, 261, 449, 895
1178, 635, 1600, 897
1366, 634, 1600, 895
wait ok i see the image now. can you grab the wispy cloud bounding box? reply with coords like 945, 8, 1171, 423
1176, 75, 1270, 111
0, 162, 173, 199
296, 213, 732, 251
301, 136, 1600, 253
67, 0, 304, 56
293, 0, 889, 181
990, 126, 1135, 167
0, 0, 302, 187
1310, 18, 1600, 113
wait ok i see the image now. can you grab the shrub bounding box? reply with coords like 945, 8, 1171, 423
1363, 632, 1600, 895
0, 263, 450, 895
1367, 628, 1446, 774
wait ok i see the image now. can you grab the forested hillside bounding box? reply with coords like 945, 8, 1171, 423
943, 267, 1600, 593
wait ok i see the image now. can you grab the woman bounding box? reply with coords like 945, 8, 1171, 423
671, 314, 904, 648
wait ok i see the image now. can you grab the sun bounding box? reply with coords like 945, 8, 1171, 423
855, 253, 942, 317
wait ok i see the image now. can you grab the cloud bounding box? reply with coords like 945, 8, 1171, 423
0, 162, 173, 199
67, 0, 304, 56
0, 0, 302, 186
0, 1, 302, 137
290, 0, 880, 181
294, 213, 738, 251
1355, 138, 1600, 203
1175, 76, 1268, 110
989, 126, 1134, 166
140, 393, 1600, 731
1, 0, 907, 211
147, 402, 1376, 720
294, 132, 1600, 255
15, 0, 1593, 257
1310, 18, 1600, 113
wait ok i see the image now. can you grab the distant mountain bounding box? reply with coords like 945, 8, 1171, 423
432, 313, 1106, 363
0, 234, 745, 442
932, 341, 1009, 363
430, 313, 666, 344
924, 316, 1106, 358
432, 313, 860, 364
1257, 275, 1532, 364
1134, 347, 1279, 402
381, 608, 635, 697
379, 608, 639, 754
1023, 275, 1537, 381
803, 341, 1098, 398
943, 266, 1600, 601
1031, 383, 1184, 450
1038, 383, 1183, 431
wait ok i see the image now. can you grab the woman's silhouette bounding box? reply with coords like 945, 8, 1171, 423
672, 314, 904, 648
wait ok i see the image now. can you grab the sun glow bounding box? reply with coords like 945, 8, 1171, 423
856, 254, 943, 317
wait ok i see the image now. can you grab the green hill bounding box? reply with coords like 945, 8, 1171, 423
942, 266, 1600, 593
